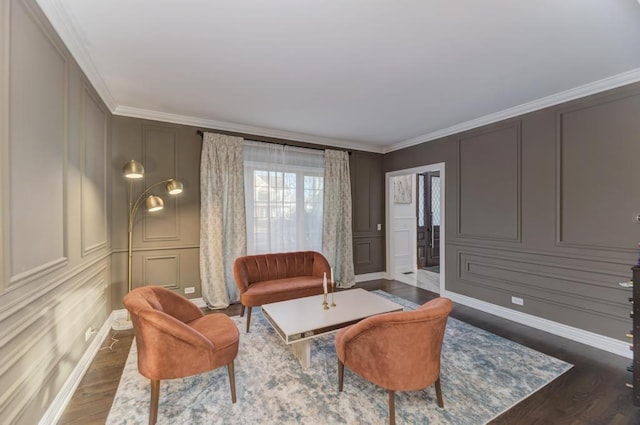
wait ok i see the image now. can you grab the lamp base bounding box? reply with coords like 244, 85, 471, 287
112, 319, 133, 331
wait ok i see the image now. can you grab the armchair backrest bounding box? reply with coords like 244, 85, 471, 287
123, 286, 212, 380
336, 297, 453, 391
233, 251, 330, 287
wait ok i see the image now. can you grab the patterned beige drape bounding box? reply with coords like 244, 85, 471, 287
200, 133, 246, 308
322, 150, 355, 288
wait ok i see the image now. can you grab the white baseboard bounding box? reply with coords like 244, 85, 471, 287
355, 272, 386, 283
39, 311, 116, 425
444, 290, 632, 359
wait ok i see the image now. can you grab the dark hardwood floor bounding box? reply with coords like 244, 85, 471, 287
58, 280, 640, 424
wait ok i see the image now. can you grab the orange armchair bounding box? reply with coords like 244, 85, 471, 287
335, 297, 453, 425
123, 286, 240, 425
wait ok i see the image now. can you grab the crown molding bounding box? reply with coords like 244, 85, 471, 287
384, 67, 640, 154
36, 0, 118, 111
113, 105, 382, 153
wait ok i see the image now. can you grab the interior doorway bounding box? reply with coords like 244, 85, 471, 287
386, 163, 445, 294
417, 171, 441, 271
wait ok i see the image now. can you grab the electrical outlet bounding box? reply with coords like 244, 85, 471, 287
511, 296, 524, 306
84, 327, 95, 342
377, 224, 382, 231
184, 286, 195, 294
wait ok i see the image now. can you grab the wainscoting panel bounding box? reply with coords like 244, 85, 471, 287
457, 122, 521, 242
142, 125, 179, 242
81, 86, 108, 256
0, 257, 110, 425
452, 245, 632, 338
353, 236, 384, 274
8, 0, 68, 286
143, 254, 180, 289
129, 247, 200, 297
556, 91, 640, 252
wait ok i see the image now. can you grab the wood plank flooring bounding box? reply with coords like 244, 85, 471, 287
58, 280, 640, 424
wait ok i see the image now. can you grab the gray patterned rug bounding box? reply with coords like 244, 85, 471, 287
107, 291, 572, 424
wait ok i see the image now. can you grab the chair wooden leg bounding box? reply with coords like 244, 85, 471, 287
245, 306, 252, 333
435, 377, 444, 408
338, 360, 344, 392
388, 390, 395, 425
149, 379, 160, 425
228, 361, 237, 403
240, 305, 245, 317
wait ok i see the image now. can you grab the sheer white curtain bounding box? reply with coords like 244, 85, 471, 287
322, 149, 355, 288
200, 133, 246, 308
243, 141, 324, 254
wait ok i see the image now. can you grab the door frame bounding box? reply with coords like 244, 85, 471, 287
385, 162, 445, 294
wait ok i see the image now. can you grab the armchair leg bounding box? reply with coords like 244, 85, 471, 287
245, 306, 252, 333
227, 361, 237, 403
338, 360, 344, 392
435, 377, 444, 408
240, 305, 245, 317
388, 390, 396, 425
149, 379, 160, 425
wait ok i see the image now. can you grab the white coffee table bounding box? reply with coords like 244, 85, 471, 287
261, 288, 403, 368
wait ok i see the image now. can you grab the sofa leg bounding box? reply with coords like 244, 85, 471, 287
149, 379, 160, 425
388, 390, 395, 425
240, 305, 245, 317
338, 360, 344, 392
435, 377, 444, 408
245, 306, 252, 333
228, 361, 237, 403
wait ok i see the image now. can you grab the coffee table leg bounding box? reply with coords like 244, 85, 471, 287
291, 340, 311, 368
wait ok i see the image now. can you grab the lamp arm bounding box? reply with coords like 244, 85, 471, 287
128, 179, 175, 231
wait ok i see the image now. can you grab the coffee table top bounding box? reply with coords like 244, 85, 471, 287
261, 288, 403, 344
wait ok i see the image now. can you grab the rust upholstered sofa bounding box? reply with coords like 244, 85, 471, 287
233, 251, 331, 332
123, 286, 239, 425
335, 297, 453, 425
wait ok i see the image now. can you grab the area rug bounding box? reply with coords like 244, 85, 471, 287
107, 291, 572, 424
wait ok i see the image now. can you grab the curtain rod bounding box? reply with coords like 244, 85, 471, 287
196, 130, 351, 155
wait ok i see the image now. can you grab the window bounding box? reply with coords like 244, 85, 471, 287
243, 142, 324, 254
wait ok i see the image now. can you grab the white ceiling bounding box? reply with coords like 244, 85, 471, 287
37, 0, 640, 153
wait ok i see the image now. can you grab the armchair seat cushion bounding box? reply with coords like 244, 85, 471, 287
189, 314, 240, 366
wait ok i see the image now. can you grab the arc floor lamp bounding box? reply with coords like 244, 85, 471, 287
114, 160, 183, 329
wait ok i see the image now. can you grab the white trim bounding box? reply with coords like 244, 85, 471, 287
386, 163, 446, 295
35, 0, 118, 111
38, 310, 116, 425
113, 105, 378, 153
189, 297, 207, 309
444, 290, 632, 359
384, 67, 640, 153
354, 272, 386, 283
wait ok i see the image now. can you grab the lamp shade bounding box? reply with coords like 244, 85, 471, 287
166, 179, 184, 195
145, 195, 164, 212
123, 160, 144, 179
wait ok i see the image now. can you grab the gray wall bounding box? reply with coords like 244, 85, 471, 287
111, 117, 203, 303
110, 118, 386, 307
384, 82, 640, 340
0, 0, 112, 423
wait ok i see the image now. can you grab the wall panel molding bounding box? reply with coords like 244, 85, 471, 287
456, 121, 522, 242
141, 125, 180, 242
0, 252, 110, 322
457, 251, 628, 323
555, 90, 640, 253
448, 241, 632, 267
142, 253, 180, 289
80, 85, 108, 256
0, 269, 107, 424
0, 0, 11, 292
8, 0, 69, 287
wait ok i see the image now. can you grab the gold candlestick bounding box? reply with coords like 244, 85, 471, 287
322, 293, 329, 310
330, 281, 336, 307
